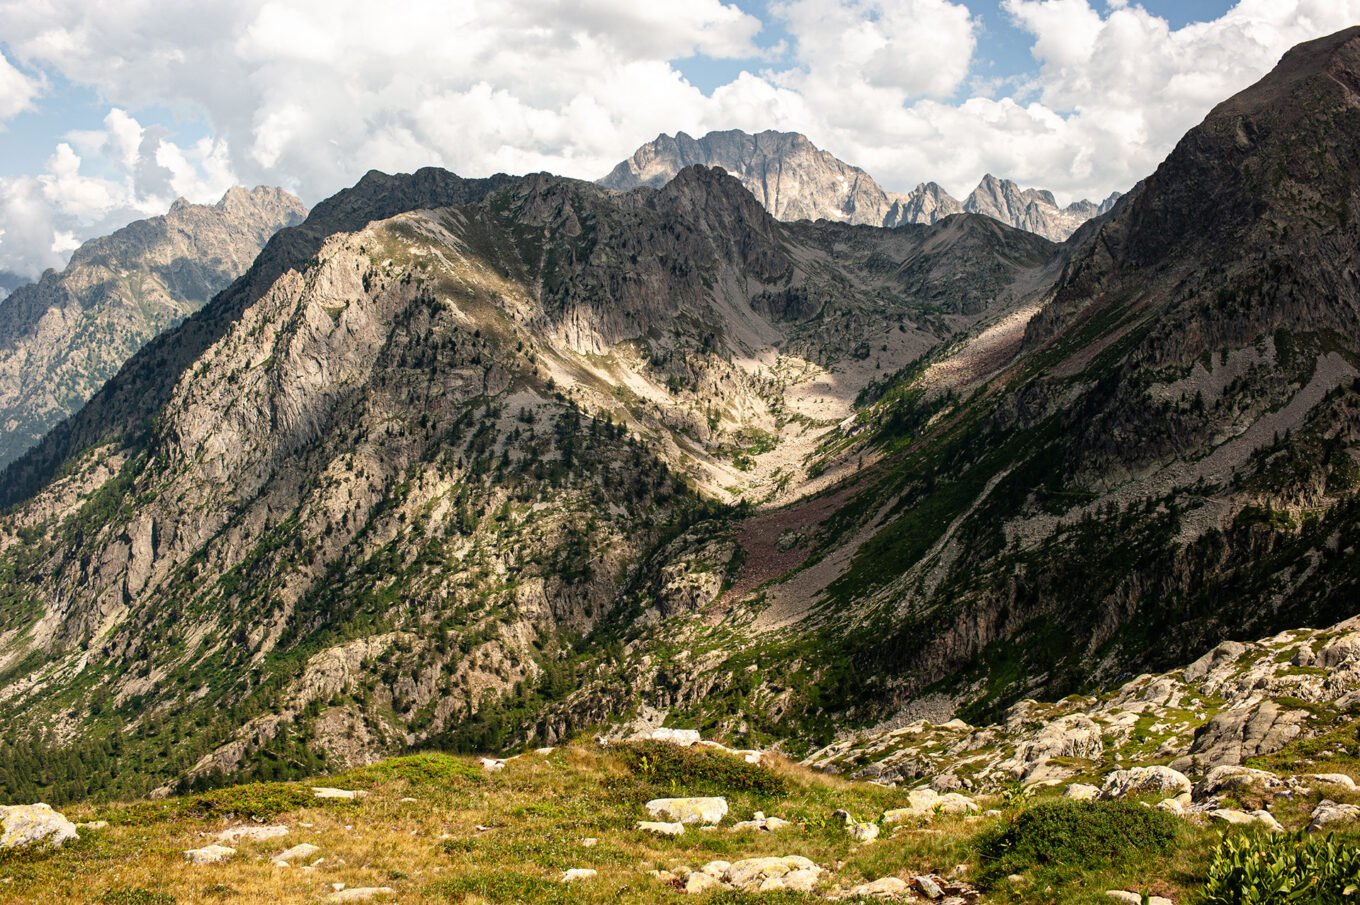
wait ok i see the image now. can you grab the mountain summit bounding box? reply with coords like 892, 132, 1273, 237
601, 129, 1117, 240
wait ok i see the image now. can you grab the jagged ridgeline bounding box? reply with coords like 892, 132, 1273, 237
1, 26, 1359, 807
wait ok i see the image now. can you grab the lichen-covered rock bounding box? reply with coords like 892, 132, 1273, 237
637, 820, 685, 836
1062, 783, 1101, 801
0, 804, 78, 851
645, 797, 728, 825
216, 824, 289, 843
1193, 765, 1282, 800
1099, 766, 1192, 800
882, 789, 979, 822
1309, 800, 1360, 832
184, 844, 236, 864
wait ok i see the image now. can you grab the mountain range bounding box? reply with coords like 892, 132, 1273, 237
0, 23, 1357, 822
600, 129, 1119, 240
0, 187, 307, 471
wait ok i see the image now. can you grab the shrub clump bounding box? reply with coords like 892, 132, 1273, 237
96, 890, 176, 905
181, 781, 315, 820
1202, 831, 1360, 904
975, 799, 1179, 884
612, 740, 790, 796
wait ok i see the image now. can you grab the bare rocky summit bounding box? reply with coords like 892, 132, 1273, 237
0, 186, 306, 470
601, 129, 1116, 240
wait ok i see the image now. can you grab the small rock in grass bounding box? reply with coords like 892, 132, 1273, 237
1107, 892, 1171, 905
846, 877, 908, 898
638, 820, 685, 836
215, 824, 289, 843
848, 821, 879, 843
313, 787, 366, 800
326, 888, 396, 902
684, 872, 722, 894
915, 875, 944, 899
273, 842, 320, 865
184, 844, 235, 864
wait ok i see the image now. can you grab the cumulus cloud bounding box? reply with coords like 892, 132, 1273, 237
0, 50, 43, 122
1, 0, 1360, 277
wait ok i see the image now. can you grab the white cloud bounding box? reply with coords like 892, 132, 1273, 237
1, 0, 1359, 277
0, 49, 43, 122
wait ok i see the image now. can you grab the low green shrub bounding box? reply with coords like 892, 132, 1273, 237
611, 741, 790, 796
974, 799, 1179, 884
1202, 831, 1360, 904
96, 889, 176, 905
333, 752, 484, 787
181, 781, 314, 820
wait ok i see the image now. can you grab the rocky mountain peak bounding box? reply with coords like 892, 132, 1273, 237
603, 129, 1116, 241
0, 186, 307, 472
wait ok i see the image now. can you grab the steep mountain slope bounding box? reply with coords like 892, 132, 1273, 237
575, 25, 1360, 746
0, 188, 306, 471
0, 165, 1056, 800
2, 26, 1358, 807
602, 129, 1115, 239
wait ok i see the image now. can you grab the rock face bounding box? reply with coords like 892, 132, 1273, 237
0, 186, 306, 471
602, 129, 1113, 239
0, 804, 78, 850
601, 130, 894, 225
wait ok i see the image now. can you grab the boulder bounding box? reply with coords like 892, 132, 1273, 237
1192, 765, 1281, 801
273, 842, 321, 865
0, 804, 79, 851
848, 821, 880, 843
645, 797, 728, 825
883, 789, 979, 822
1309, 773, 1358, 790
1309, 800, 1360, 832
845, 877, 908, 898
637, 820, 685, 836
684, 872, 722, 894
184, 844, 236, 864
1099, 766, 1192, 800
1062, 783, 1101, 801
216, 824, 289, 843
723, 856, 822, 893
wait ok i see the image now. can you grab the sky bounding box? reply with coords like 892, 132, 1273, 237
0, 0, 1357, 280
